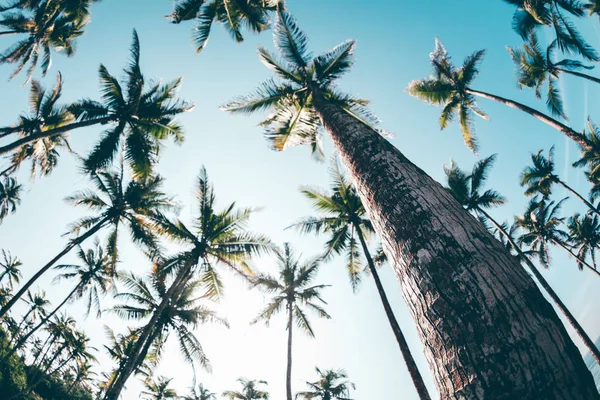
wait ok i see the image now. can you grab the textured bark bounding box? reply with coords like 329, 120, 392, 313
286, 302, 293, 400
480, 209, 600, 367
311, 93, 600, 399
356, 226, 432, 400
0, 216, 109, 320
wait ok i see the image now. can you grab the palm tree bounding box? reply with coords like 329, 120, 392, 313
0, 250, 22, 290
0, 30, 194, 180
223, 378, 269, 400
183, 383, 216, 400
502, 0, 597, 61
223, 11, 599, 398
507, 33, 600, 119
521, 146, 600, 216
289, 160, 430, 400
167, 0, 277, 53
0, 177, 21, 223
104, 270, 228, 400
445, 155, 600, 365
251, 244, 330, 400
11, 289, 49, 343
516, 197, 600, 278
141, 376, 179, 400
295, 367, 355, 400
3, 241, 113, 361
0, 168, 176, 320
567, 213, 600, 270
406, 40, 593, 152
65, 359, 96, 395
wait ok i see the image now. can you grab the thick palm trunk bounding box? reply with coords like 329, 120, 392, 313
465, 88, 593, 151
355, 227, 432, 400
103, 258, 195, 400
311, 91, 599, 399
286, 302, 293, 400
0, 116, 114, 157
556, 179, 600, 218
552, 239, 600, 277
0, 216, 108, 320
480, 208, 600, 366
559, 68, 600, 85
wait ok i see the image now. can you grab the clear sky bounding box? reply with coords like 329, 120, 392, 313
1, 0, 600, 398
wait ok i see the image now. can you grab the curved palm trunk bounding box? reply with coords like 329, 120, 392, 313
556, 179, 600, 218
552, 239, 600, 277
355, 227, 431, 400
479, 208, 600, 366
465, 88, 592, 151
103, 259, 195, 400
286, 302, 293, 400
0, 116, 114, 157
310, 89, 599, 399
0, 31, 19, 36
558, 68, 600, 85
0, 216, 109, 320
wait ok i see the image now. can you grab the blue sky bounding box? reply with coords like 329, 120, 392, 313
1, 0, 600, 398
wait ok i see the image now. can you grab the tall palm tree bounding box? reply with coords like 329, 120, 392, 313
0, 0, 93, 83
502, 0, 597, 61
0, 250, 22, 290
104, 270, 228, 400
3, 241, 113, 362
295, 367, 355, 400
0, 30, 194, 180
183, 383, 216, 400
289, 160, 431, 400
11, 289, 49, 343
223, 378, 269, 400
65, 358, 96, 395
445, 155, 600, 365
141, 376, 179, 400
0, 168, 176, 320
406, 40, 593, 153
251, 244, 330, 400
521, 146, 600, 216
223, 11, 599, 398
103, 167, 271, 400
0, 177, 21, 223
507, 33, 600, 119
516, 197, 600, 278
167, 0, 277, 53
567, 213, 600, 270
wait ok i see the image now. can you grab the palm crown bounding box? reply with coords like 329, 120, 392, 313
0, 177, 22, 223
183, 383, 216, 400
141, 375, 179, 400
520, 146, 558, 197
167, 0, 278, 53
295, 367, 355, 400
0, 250, 22, 290
223, 378, 270, 400
222, 10, 382, 160
567, 213, 600, 269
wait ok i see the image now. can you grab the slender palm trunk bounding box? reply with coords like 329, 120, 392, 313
103, 258, 196, 400
0, 216, 109, 320
31, 334, 54, 366
10, 308, 34, 344
556, 179, 600, 217
0, 31, 18, 36
310, 88, 599, 399
465, 88, 593, 151
0, 116, 114, 157
552, 239, 600, 277
286, 301, 293, 400
559, 68, 600, 85
480, 208, 600, 366
355, 226, 431, 400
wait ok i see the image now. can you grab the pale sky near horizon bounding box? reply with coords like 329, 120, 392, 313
1, 0, 600, 399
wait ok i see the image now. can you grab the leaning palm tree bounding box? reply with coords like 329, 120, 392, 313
0, 250, 22, 290
183, 383, 216, 400
167, 0, 277, 53
295, 367, 355, 400
223, 10, 599, 398
102, 166, 272, 400
289, 160, 430, 400
445, 155, 600, 365
0, 168, 176, 320
252, 244, 330, 400
521, 146, 600, 216
0, 177, 21, 223
0, 30, 194, 180
104, 271, 227, 400
407, 40, 594, 152
10, 289, 49, 343
567, 213, 600, 270
223, 378, 269, 400
141, 376, 179, 400
507, 33, 600, 119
